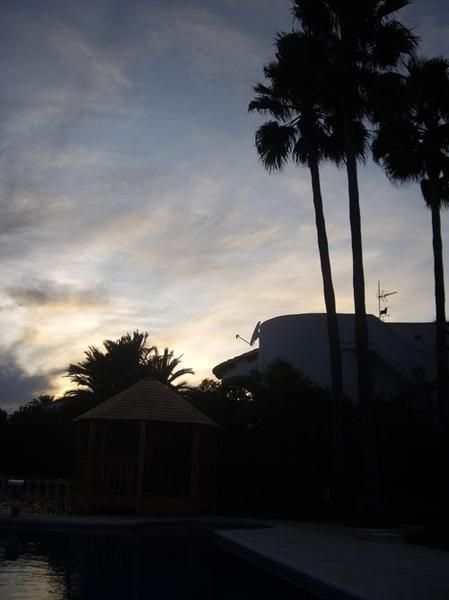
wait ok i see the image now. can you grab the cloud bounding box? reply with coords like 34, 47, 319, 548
0, 13, 131, 144
0, 195, 43, 238
6, 280, 109, 310
0, 347, 57, 413
402, 2, 449, 56
144, 5, 264, 79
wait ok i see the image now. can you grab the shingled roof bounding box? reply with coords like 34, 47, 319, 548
74, 377, 217, 426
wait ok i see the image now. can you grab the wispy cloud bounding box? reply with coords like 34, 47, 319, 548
0, 14, 131, 143
7, 280, 109, 310
144, 6, 264, 79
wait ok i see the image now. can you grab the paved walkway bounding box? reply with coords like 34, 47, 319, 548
216, 522, 449, 600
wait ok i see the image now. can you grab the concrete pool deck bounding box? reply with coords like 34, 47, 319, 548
215, 522, 449, 600
1, 514, 448, 599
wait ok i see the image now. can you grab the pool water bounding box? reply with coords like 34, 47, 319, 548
0, 528, 313, 600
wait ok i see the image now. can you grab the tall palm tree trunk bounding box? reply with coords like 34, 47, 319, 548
309, 151, 345, 511
344, 127, 381, 517
430, 196, 449, 409
430, 189, 449, 503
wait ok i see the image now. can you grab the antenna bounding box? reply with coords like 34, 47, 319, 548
235, 334, 251, 346
377, 280, 398, 320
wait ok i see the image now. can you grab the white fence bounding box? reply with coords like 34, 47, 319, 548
0, 475, 75, 504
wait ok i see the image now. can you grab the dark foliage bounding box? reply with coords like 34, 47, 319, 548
0, 360, 443, 523
188, 364, 441, 522
189, 362, 354, 518
376, 378, 440, 521
1, 399, 76, 478
66, 331, 194, 411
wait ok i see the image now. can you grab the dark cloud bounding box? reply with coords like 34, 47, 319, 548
0, 198, 42, 238
6, 280, 108, 309
0, 150, 44, 237
0, 350, 55, 413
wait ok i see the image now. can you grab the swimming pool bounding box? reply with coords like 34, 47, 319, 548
0, 526, 322, 600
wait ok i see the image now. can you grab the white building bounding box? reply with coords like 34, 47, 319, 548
212, 314, 436, 402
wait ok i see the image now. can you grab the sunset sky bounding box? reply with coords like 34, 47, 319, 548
1, 0, 448, 411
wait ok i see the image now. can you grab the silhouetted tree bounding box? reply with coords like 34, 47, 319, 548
7, 396, 76, 478
291, 0, 416, 517
0, 408, 8, 473
189, 364, 350, 517
372, 56, 449, 423
24, 395, 55, 411
372, 56, 449, 504
66, 331, 194, 407
376, 377, 439, 519
249, 30, 345, 510
66, 331, 153, 404
147, 347, 194, 391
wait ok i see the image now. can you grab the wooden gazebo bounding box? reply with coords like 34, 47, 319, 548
74, 377, 218, 515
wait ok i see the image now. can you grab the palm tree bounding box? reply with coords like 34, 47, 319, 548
372, 56, 449, 444
66, 331, 153, 403
147, 347, 195, 392
249, 31, 345, 509
25, 395, 55, 411
66, 331, 195, 403
291, 0, 416, 515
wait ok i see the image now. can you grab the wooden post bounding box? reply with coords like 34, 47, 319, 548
86, 422, 96, 511
136, 421, 147, 514
189, 425, 201, 511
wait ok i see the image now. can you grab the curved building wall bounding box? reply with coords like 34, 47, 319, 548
258, 314, 434, 401
259, 314, 333, 388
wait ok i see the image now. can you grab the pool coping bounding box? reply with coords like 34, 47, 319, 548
213, 524, 449, 600
0, 513, 269, 533
214, 532, 363, 600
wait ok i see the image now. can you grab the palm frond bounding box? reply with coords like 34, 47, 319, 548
371, 19, 418, 68
248, 87, 292, 120
147, 346, 194, 389
439, 178, 449, 208
372, 118, 424, 183
255, 121, 297, 171
292, 0, 335, 36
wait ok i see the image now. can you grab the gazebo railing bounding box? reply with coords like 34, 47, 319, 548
92, 456, 138, 504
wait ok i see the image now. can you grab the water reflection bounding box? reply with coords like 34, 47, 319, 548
0, 529, 214, 600
0, 528, 305, 600
0, 536, 65, 600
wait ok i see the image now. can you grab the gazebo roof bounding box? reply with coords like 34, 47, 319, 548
74, 377, 217, 426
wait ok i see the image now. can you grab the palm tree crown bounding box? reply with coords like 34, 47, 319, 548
372, 56, 449, 414
249, 32, 336, 169
373, 57, 449, 194
66, 331, 194, 403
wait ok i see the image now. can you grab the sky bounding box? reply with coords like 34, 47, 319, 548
0, 0, 448, 412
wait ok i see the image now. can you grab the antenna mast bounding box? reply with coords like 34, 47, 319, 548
377, 280, 398, 320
